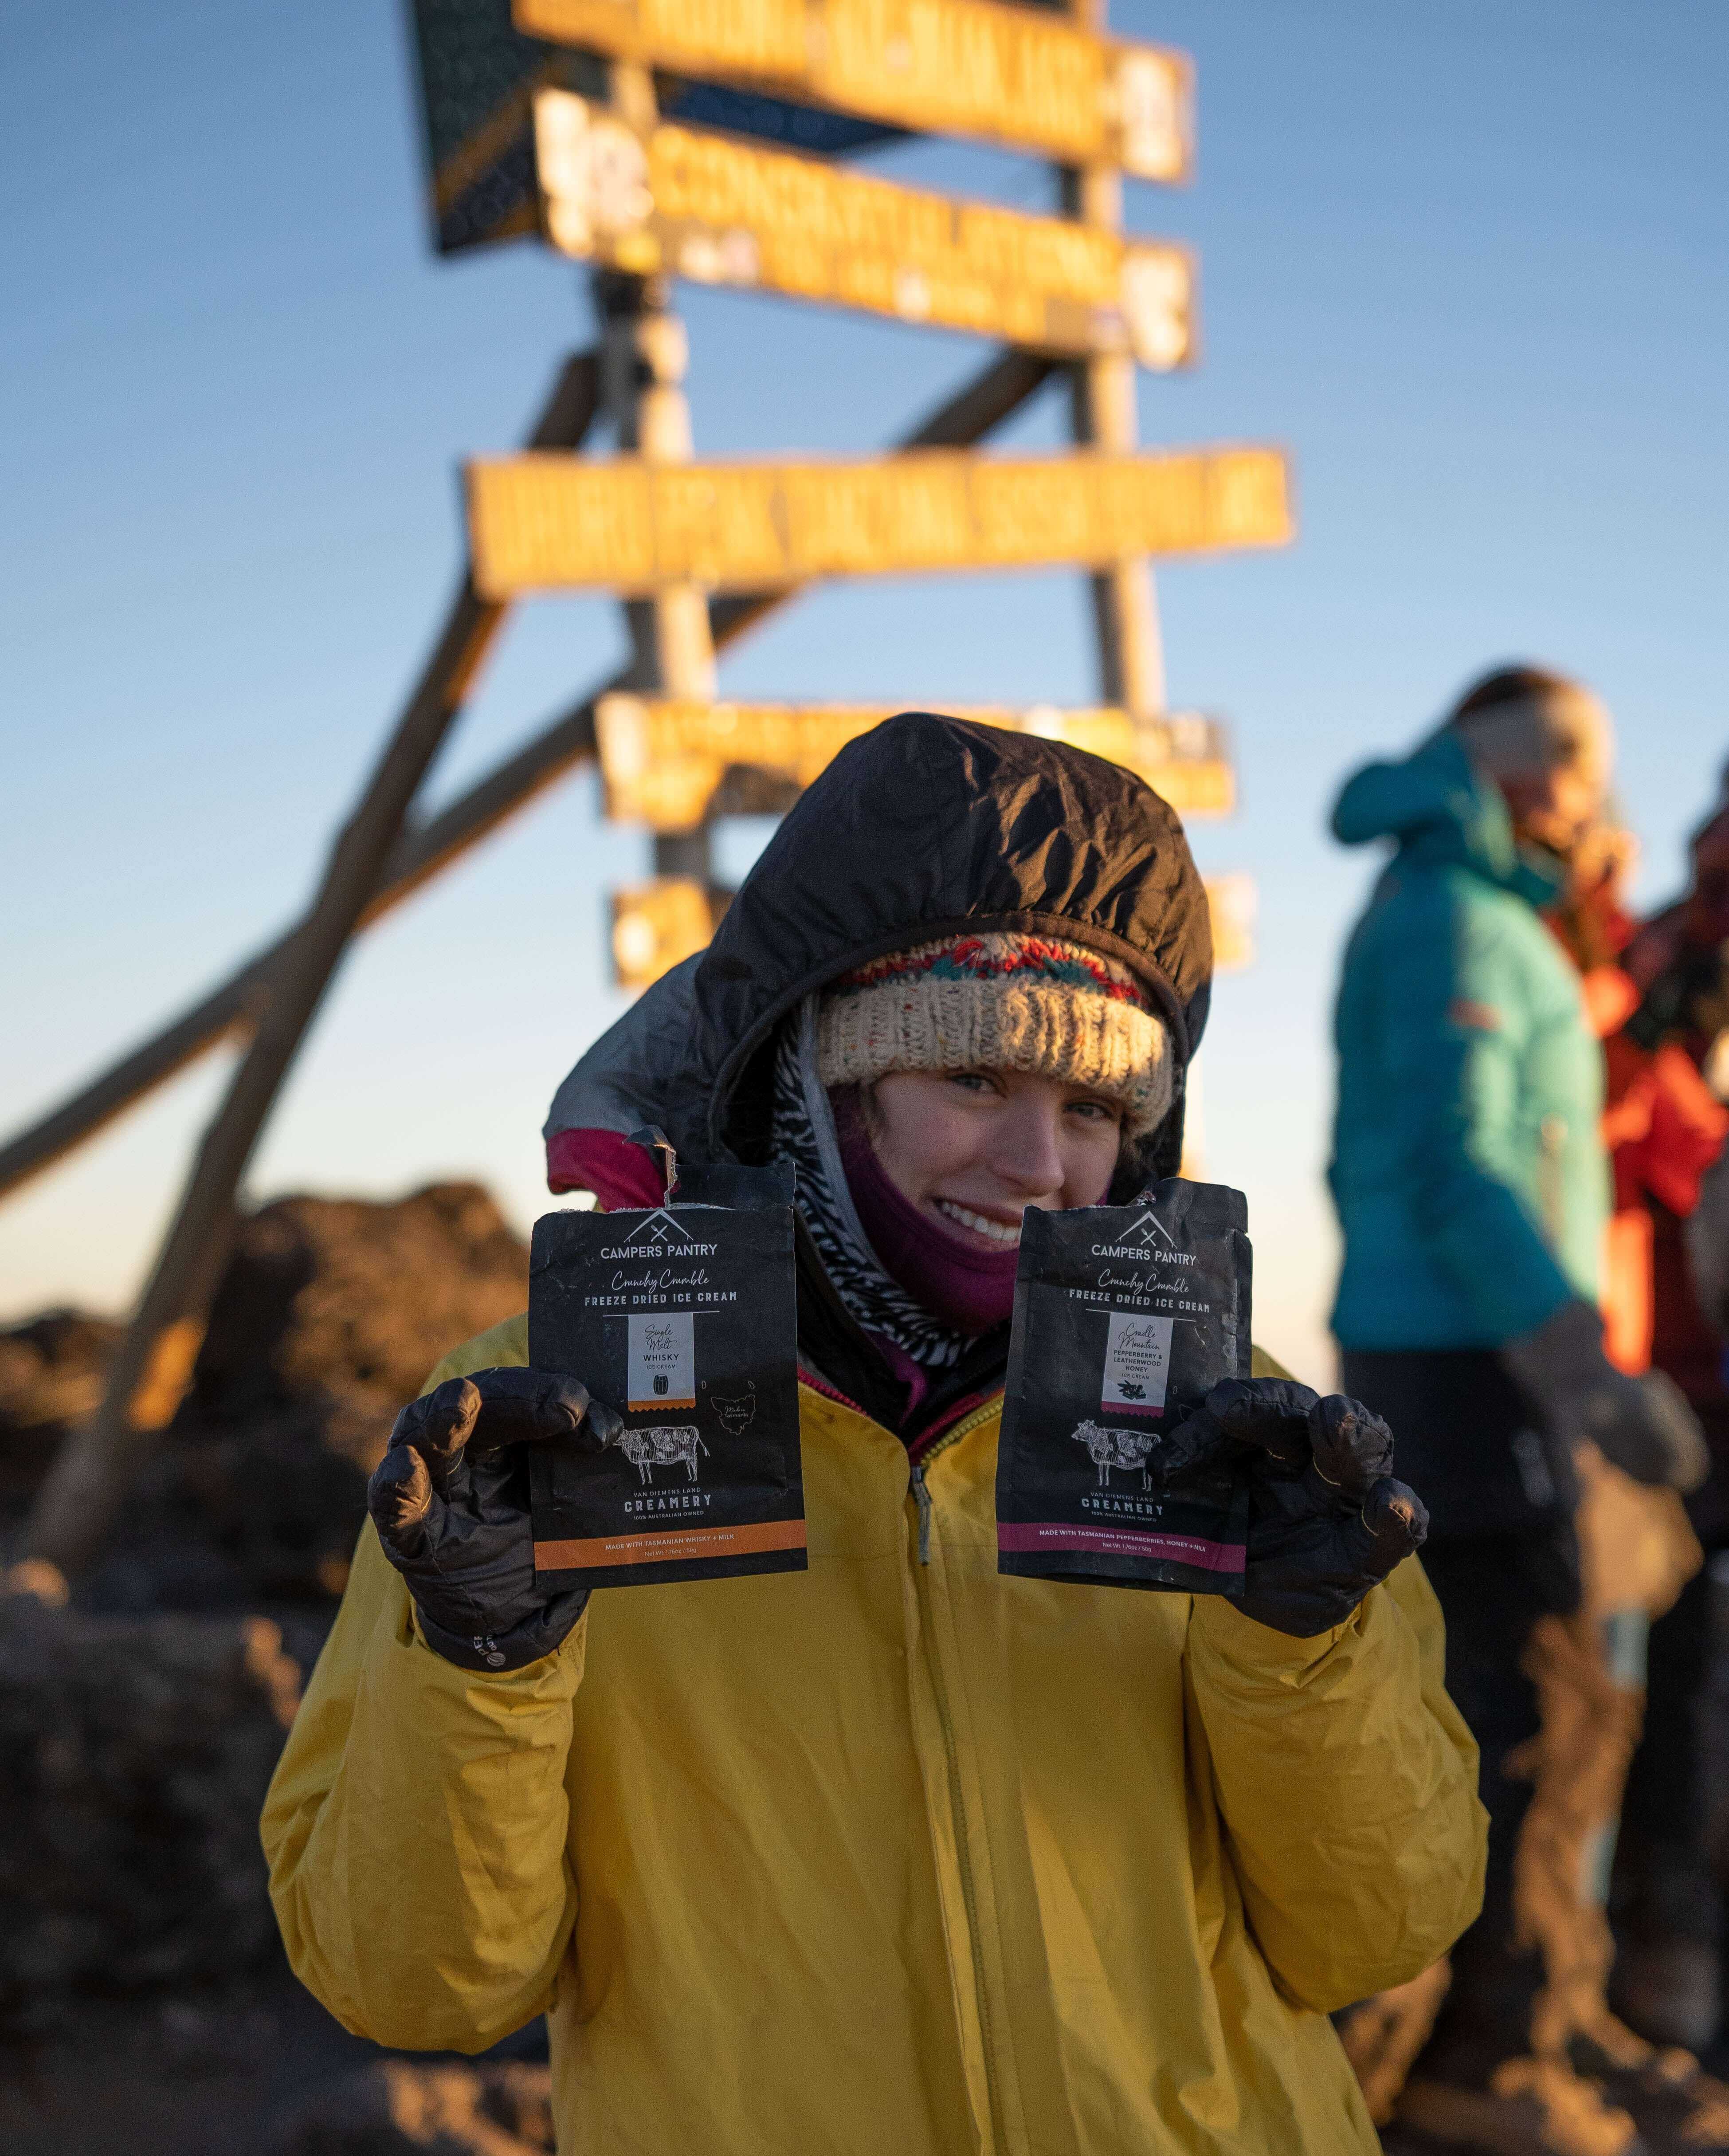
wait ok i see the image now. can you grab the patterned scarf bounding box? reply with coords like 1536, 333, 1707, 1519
769, 999, 972, 1369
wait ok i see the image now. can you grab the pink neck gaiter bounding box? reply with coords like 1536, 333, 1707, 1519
829, 1087, 1020, 1335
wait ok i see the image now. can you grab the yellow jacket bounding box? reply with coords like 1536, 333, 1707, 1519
264, 1315, 1485, 2155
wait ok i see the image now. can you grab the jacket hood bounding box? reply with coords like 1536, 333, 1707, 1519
1330, 727, 1566, 907
552, 713, 1214, 1192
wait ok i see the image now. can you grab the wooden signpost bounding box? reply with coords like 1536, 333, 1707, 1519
531, 90, 1196, 366
595, 694, 1234, 828
514, 0, 1193, 181
469, 443, 1289, 597
17, 0, 1284, 1576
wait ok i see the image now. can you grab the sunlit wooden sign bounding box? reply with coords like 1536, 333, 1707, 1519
596, 695, 1232, 830
611, 876, 724, 986
516, 0, 1192, 181
613, 871, 1250, 990
533, 91, 1193, 367
468, 444, 1290, 598
1204, 872, 1256, 973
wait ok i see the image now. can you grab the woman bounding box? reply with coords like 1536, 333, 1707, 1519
264, 714, 1484, 2156
1327, 672, 1706, 2109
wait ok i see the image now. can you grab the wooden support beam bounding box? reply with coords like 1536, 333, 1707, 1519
0, 347, 597, 1204
1064, 0, 1164, 721
20, 350, 604, 1575
0, 345, 1056, 1210
595, 61, 721, 897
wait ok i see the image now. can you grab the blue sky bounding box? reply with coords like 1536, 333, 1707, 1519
3, 1, 1726, 1382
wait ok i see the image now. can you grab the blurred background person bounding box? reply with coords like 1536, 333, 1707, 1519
1575, 776, 1729, 2052
1326, 666, 1709, 2151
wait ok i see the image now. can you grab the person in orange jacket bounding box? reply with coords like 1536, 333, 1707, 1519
1575, 780, 1729, 2050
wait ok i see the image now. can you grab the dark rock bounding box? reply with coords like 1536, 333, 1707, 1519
263, 2062, 553, 2155
0, 1310, 123, 1514
0, 1590, 301, 2029
165, 1185, 529, 1596
0, 1184, 537, 2063
183, 1182, 529, 1450
0, 1309, 119, 1431
0, 1187, 527, 1600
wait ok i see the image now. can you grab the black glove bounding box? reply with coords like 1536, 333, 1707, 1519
367, 1366, 620, 1673
1158, 1378, 1429, 1638
1502, 1299, 1709, 1493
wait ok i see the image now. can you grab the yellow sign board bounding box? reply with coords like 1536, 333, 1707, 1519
596, 696, 1233, 830
516, 0, 1192, 182
534, 92, 1194, 368
468, 444, 1291, 598
1203, 872, 1257, 974
611, 876, 724, 986
612, 872, 1251, 990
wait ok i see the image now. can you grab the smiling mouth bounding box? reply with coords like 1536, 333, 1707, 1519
934, 1199, 1022, 1246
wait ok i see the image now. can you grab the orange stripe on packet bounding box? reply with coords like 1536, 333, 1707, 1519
534, 1517, 808, 1570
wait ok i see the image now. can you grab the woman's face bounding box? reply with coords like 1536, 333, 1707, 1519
1498, 763, 1605, 858
866, 1069, 1126, 1250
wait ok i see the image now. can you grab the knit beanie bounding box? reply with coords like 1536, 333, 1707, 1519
815, 933, 1174, 1139
1445, 665, 1613, 792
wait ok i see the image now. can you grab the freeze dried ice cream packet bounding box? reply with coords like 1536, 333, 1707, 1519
527, 1161, 805, 1590
996, 1177, 1252, 1595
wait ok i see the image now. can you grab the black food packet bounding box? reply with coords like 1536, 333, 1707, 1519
527, 1162, 805, 1589
996, 1177, 1253, 1595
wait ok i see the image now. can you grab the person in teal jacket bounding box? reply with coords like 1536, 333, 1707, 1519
1331, 721, 1609, 1356
1328, 666, 1707, 2129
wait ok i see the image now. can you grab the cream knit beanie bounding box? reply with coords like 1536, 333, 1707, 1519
1446, 665, 1613, 794
816, 933, 1174, 1139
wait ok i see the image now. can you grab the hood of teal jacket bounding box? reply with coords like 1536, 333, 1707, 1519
1331, 729, 1565, 909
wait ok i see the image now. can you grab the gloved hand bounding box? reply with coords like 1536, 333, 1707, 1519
1502, 1299, 1709, 1493
367, 1366, 621, 1673
1158, 1378, 1428, 1637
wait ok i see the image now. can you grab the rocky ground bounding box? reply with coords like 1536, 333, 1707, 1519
0, 1965, 553, 2156
0, 1184, 541, 2153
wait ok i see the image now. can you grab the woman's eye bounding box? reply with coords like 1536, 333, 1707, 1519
952, 1072, 994, 1094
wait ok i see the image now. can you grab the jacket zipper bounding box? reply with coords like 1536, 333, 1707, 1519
911, 1464, 933, 1563
906, 1397, 1000, 1564
905, 1398, 1010, 2145
917, 1397, 1003, 1475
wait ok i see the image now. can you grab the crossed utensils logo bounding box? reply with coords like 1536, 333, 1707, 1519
1122, 1210, 1175, 1249
617, 1210, 698, 1250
